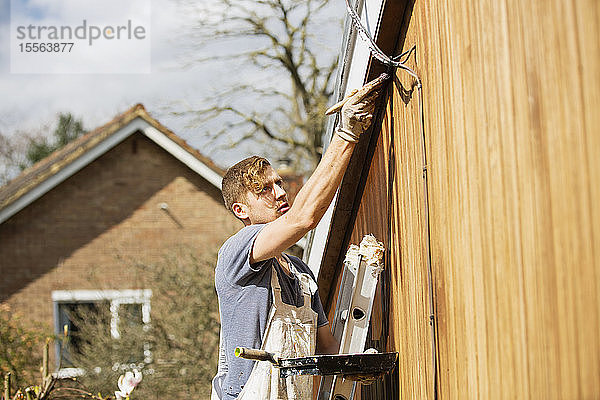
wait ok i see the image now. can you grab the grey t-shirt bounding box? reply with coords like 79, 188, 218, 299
213, 224, 328, 399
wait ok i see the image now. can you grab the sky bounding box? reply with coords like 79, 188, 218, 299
0, 0, 345, 172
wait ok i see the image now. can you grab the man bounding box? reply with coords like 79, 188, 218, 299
211, 74, 388, 400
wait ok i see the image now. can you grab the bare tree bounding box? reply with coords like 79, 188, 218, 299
22, 114, 85, 168
175, 0, 341, 174
0, 114, 85, 186
0, 132, 29, 185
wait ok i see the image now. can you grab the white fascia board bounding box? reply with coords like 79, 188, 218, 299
0, 118, 148, 225
305, 0, 386, 277
142, 125, 223, 189
306, 191, 338, 278
343, 0, 383, 99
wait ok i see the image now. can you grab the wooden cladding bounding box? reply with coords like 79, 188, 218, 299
329, 0, 600, 398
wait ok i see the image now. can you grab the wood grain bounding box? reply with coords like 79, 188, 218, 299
325, 0, 600, 398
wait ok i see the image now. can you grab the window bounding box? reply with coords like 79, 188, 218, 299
52, 289, 151, 375
56, 301, 110, 367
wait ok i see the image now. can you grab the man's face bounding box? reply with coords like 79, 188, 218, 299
239, 166, 290, 225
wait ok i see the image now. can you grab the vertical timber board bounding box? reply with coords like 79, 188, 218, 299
398, 0, 600, 398
327, 0, 600, 398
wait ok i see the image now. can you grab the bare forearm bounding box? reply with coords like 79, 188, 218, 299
287, 74, 388, 230
249, 135, 355, 262
316, 324, 339, 354
288, 134, 355, 228
250, 75, 386, 262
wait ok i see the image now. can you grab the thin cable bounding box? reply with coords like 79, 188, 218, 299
343, 0, 420, 83
343, 0, 439, 398
418, 83, 438, 400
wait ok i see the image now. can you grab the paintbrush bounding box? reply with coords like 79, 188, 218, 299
325, 73, 390, 115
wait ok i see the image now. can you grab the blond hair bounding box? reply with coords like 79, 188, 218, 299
221, 156, 271, 212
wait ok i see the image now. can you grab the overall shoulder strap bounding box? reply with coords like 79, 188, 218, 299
270, 263, 284, 305
283, 254, 313, 304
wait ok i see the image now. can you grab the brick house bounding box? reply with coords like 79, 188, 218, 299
0, 104, 241, 369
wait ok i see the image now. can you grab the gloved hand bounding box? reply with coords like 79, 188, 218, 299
337, 73, 389, 142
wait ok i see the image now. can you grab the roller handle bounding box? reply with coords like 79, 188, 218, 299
234, 347, 279, 365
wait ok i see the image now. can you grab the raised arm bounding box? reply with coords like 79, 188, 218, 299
251, 74, 389, 263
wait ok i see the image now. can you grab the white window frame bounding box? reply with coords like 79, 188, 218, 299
52, 289, 152, 375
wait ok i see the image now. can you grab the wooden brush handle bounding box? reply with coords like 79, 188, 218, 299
235, 347, 278, 364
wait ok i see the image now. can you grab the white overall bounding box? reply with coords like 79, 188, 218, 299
236, 258, 318, 400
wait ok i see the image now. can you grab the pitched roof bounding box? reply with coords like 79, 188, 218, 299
0, 104, 224, 224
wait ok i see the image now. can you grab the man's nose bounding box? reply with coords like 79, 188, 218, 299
274, 183, 286, 200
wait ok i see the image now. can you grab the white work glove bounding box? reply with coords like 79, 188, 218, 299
337, 73, 389, 142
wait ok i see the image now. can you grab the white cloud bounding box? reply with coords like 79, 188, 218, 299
0, 0, 345, 170
1, 0, 203, 130
10, 0, 152, 73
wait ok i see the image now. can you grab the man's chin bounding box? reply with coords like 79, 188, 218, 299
257, 214, 281, 224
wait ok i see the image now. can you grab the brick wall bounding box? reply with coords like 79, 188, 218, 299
0, 132, 241, 331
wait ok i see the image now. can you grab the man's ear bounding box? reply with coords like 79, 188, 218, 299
231, 202, 249, 220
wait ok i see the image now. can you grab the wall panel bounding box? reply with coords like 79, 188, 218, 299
331, 0, 600, 398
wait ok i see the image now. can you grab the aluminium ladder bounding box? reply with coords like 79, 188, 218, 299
317, 234, 385, 400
